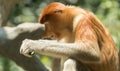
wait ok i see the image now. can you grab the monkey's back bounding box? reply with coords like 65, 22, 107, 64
87, 36, 119, 71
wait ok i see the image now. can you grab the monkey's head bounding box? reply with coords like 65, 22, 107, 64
39, 2, 65, 23
38, 2, 74, 32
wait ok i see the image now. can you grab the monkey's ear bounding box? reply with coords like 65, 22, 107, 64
54, 10, 62, 14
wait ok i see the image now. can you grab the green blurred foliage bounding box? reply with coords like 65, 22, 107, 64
0, 57, 24, 71
1, 0, 120, 71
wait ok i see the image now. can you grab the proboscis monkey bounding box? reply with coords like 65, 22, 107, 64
20, 2, 119, 71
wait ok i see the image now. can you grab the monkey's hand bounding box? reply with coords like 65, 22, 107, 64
20, 39, 47, 57
20, 39, 57, 57
20, 39, 36, 57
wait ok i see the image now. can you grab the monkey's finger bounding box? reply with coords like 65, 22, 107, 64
28, 50, 35, 55
24, 49, 33, 57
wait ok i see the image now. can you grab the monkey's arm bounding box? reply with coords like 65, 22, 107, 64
20, 38, 100, 63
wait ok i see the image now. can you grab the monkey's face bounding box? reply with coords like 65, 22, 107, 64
41, 22, 57, 40
39, 2, 74, 40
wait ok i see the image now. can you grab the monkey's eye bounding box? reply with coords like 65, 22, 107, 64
54, 10, 62, 14
50, 34, 55, 38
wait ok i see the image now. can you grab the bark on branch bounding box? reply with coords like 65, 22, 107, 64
0, 23, 48, 71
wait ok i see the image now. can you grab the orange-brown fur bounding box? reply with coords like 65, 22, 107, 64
39, 2, 119, 71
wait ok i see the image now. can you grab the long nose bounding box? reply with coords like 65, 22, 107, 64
38, 15, 46, 24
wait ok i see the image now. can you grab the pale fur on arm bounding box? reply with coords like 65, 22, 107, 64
20, 39, 100, 63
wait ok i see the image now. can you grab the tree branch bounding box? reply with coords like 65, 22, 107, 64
0, 23, 48, 71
